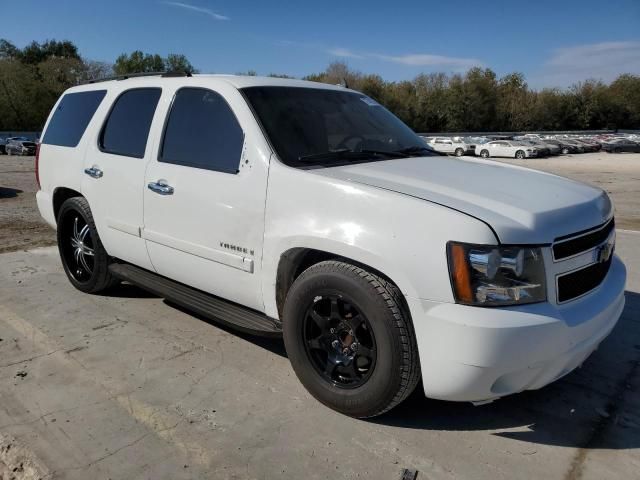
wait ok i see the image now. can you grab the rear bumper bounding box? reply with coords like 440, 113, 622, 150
36, 190, 57, 229
408, 255, 626, 402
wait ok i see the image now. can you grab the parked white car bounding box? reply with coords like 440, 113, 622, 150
475, 140, 538, 159
422, 136, 473, 156
36, 74, 625, 418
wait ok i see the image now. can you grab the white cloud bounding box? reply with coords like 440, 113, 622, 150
161, 1, 229, 21
322, 47, 482, 71
375, 53, 482, 70
537, 41, 640, 87
326, 47, 364, 59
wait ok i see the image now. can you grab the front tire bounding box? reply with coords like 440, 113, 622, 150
480, 149, 490, 158
515, 150, 525, 159
57, 197, 118, 293
283, 260, 420, 418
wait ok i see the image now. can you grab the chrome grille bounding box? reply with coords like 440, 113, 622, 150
553, 218, 615, 261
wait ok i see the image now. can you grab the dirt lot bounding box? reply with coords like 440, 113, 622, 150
0, 155, 55, 254
1, 152, 639, 256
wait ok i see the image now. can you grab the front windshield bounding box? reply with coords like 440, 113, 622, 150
242, 86, 434, 167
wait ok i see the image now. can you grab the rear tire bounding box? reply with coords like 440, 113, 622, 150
454, 148, 464, 157
56, 197, 119, 293
283, 260, 420, 418
480, 149, 490, 158
515, 150, 525, 159
562, 147, 569, 154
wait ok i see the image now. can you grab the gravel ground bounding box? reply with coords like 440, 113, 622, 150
0, 155, 55, 254
1, 152, 639, 255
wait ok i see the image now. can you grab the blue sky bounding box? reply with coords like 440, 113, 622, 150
3, 0, 640, 88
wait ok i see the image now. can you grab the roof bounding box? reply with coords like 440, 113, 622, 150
72, 73, 350, 93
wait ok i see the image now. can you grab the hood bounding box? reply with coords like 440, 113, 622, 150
314, 156, 612, 244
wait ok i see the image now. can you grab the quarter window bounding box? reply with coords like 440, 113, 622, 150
42, 90, 107, 147
100, 88, 161, 158
159, 88, 244, 174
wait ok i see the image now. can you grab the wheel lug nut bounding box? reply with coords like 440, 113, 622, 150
331, 340, 340, 349
330, 328, 336, 334
350, 343, 358, 351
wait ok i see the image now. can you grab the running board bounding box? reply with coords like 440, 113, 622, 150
108, 263, 282, 337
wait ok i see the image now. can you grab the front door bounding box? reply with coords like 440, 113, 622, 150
142, 83, 270, 311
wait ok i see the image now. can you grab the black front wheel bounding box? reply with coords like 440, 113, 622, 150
283, 261, 420, 418
57, 197, 118, 293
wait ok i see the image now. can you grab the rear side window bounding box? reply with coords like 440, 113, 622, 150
42, 90, 106, 147
159, 88, 244, 174
100, 88, 161, 158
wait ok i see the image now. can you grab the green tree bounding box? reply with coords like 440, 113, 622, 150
496, 72, 531, 131
114, 51, 165, 74
114, 51, 197, 75
165, 53, 197, 74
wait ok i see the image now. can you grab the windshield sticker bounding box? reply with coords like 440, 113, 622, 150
360, 96, 381, 107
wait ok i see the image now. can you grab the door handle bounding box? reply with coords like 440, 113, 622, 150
84, 166, 103, 179
148, 180, 174, 195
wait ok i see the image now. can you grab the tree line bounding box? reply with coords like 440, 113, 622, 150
1, 39, 638, 132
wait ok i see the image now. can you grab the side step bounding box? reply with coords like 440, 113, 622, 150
108, 263, 282, 337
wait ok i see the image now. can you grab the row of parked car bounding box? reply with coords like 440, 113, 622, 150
0, 136, 38, 155
421, 133, 640, 159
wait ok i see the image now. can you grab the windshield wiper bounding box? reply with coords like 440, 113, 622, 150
298, 149, 407, 163
395, 146, 436, 156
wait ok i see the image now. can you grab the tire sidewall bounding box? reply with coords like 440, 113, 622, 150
283, 268, 404, 417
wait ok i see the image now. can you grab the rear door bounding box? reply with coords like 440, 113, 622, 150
82, 87, 162, 270
142, 82, 271, 311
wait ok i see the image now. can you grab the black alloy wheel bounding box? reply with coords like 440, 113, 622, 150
59, 212, 95, 283
303, 294, 377, 388
57, 197, 118, 293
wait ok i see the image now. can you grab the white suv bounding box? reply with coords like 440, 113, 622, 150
422, 136, 473, 156
36, 74, 626, 418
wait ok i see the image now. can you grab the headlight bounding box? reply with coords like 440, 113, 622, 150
447, 242, 546, 306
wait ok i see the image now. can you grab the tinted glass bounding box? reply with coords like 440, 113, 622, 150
100, 88, 161, 158
42, 90, 106, 147
160, 88, 244, 174
242, 86, 432, 167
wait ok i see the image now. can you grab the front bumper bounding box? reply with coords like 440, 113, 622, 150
408, 255, 626, 402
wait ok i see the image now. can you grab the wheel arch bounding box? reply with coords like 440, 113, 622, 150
274, 247, 407, 320
53, 187, 83, 223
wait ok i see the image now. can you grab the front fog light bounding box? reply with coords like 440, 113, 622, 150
448, 242, 546, 306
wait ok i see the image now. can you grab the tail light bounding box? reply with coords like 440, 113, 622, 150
35, 143, 41, 190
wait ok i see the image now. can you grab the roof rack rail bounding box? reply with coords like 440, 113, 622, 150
85, 70, 192, 84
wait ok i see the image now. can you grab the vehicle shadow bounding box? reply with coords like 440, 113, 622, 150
102, 282, 159, 298
104, 280, 640, 449
0, 187, 22, 198
368, 290, 640, 450
164, 299, 288, 359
